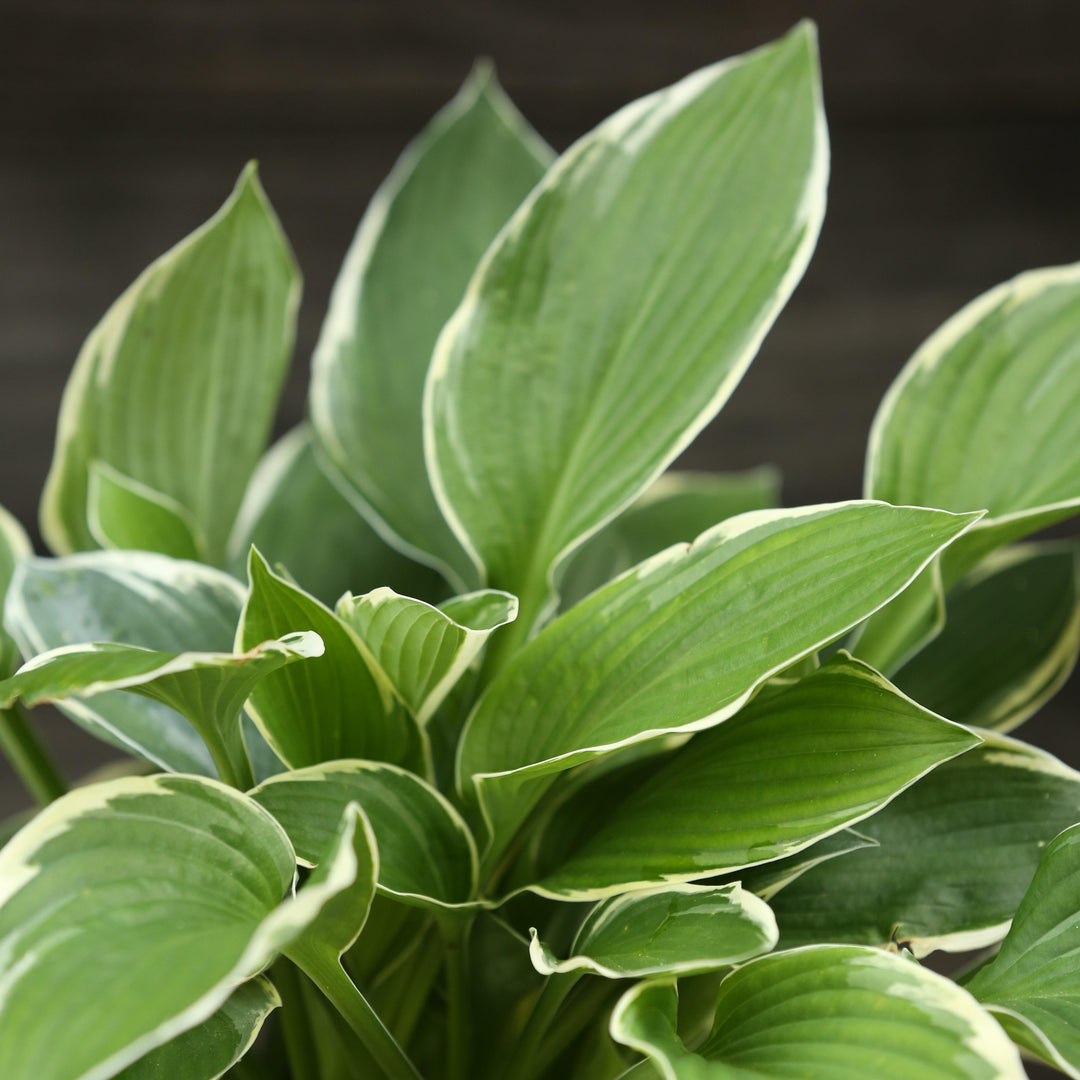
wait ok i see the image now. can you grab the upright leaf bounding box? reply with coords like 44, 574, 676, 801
250, 760, 478, 910
0, 774, 368, 1080
533, 654, 977, 899
559, 466, 780, 609
769, 732, 1080, 955
40, 163, 300, 565
310, 65, 552, 588
0, 504, 31, 678
237, 549, 421, 770
867, 260, 1080, 580
0, 632, 324, 790
529, 883, 777, 978
336, 587, 517, 724
894, 544, 1080, 731
426, 24, 827, 628
227, 426, 446, 607
87, 462, 204, 561
611, 946, 1024, 1079
966, 823, 1080, 1078
458, 502, 979, 860
4, 551, 247, 773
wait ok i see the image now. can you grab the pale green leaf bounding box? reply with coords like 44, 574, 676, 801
0, 632, 323, 790
116, 977, 279, 1080
87, 461, 205, 562
335, 586, 517, 724
867, 261, 1080, 584
559, 467, 780, 609
768, 731, 1080, 955
0, 504, 32, 678
0, 774, 368, 1080
457, 502, 980, 862
529, 883, 777, 978
966, 822, 1080, 1078
610, 946, 1024, 1079
250, 759, 478, 909
534, 654, 978, 899
40, 163, 300, 566
3, 551, 247, 773
237, 548, 422, 771
310, 65, 551, 589
894, 543, 1080, 731
227, 426, 445, 607
426, 25, 827, 626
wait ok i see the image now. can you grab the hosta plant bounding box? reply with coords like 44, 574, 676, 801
3, 20, 1080, 1080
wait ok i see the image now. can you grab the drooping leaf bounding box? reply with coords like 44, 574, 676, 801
559, 466, 781, 609
4, 551, 247, 773
0, 774, 368, 1080
718, 828, 879, 902
966, 823, 1080, 1078
529, 883, 777, 978
87, 462, 205, 562
310, 64, 552, 589
116, 977, 280, 1080
250, 760, 477, 910
894, 544, 1080, 731
335, 587, 517, 724
610, 946, 1024, 1079
769, 731, 1080, 955
457, 502, 980, 863
867, 261, 1080, 582
0, 632, 323, 790
40, 163, 300, 565
426, 25, 827, 627
0, 504, 32, 678
227, 426, 446, 607
237, 549, 421, 771
533, 654, 978, 899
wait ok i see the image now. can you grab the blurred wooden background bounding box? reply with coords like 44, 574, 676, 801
1, 0, 1079, 834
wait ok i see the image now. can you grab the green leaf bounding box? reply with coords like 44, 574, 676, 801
0, 504, 32, 678
87, 461, 204, 562
0, 632, 323, 790
237, 548, 422, 771
0, 773, 368, 1080
426, 24, 827, 629
40, 163, 300, 566
867, 261, 1080, 584
227, 426, 446, 607
116, 977, 280, 1080
894, 543, 1080, 731
722, 828, 879, 902
534, 653, 978, 899
250, 759, 478, 910
4, 551, 247, 774
966, 822, 1080, 1078
768, 731, 1080, 955
335, 587, 517, 724
559, 467, 780, 609
529, 883, 777, 978
610, 946, 1024, 1079
310, 64, 552, 589
457, 502, 980, 863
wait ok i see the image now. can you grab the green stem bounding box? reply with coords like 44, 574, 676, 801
290, 946, 422, 1080
503, 972, 582, 1080
271, 959, 322, 1080
440, 914, 475, 1080
0, 704, 66, 805
200, 712, 254, 790
528, 978, 616, 1079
